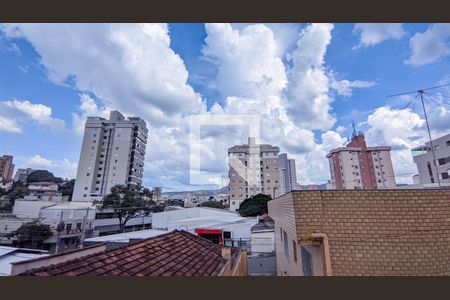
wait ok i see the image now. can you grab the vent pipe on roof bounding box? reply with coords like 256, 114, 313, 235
306, 232, 333, 276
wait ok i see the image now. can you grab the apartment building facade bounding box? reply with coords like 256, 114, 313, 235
13, 168, 35, 183
0, 155, 14, 182
412, 133, 450, 186
228, 137, 281, 211
268, 189, 450, 276
326, 132, 396, 189
277, 153, 299, 194
72, 111, 148, 202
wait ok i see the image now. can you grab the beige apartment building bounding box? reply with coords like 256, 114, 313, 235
326, 131, 396, 189
228, 137, 281, 211
72, 111, 148, 202
268, 189, 450, 276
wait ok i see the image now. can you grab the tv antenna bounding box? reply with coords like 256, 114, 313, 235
387, 83, 450, 187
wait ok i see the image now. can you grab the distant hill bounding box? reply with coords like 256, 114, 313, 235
162, 186, 229, 198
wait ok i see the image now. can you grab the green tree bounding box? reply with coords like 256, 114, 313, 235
58, 179, 76, 201
238, 193, 272, 217
200, 200, 225, 209
0, 181, 29, 212
97, 185, 161, 233
27, 170, 63, 183
16, 221, 53, 249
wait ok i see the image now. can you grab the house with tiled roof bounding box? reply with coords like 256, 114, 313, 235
269, 189, 450, 276
11, 230, 248, 276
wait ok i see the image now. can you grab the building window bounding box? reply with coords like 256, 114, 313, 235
66, 223, 72, 231
283, 231, 288, 259
280, 228, 283, 241
86, 173, 90, 176
84, 187, 88, 190
301, 247, 313, 276
293, 240, 297, 263
442, 172, 450, 180
76, 223, 82, 230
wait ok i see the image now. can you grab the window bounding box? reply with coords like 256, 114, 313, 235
442, 172, 450, 180
223, 231, 231, 239
86, 173, 90, 176
293, 241, 298, 263
301, 247, 313, 276
283, 231, 289, 259
76, 223, 82, 230
83, 194, 87, 197
66, 223, 72, 231
84, 187, 88, 190
280, 228, 283, 241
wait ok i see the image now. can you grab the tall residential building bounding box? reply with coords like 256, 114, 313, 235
72, 111, 148, 202
326, 131, 396, 190
228, 137, 281, 211
0, 155, 14, 182
412, 133, 450, 186
277, 153, 298, 194
13, 168, 35, 183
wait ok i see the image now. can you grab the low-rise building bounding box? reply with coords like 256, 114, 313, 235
412, 133, 450, 187
251, 215, 275, 254
24, 182, 64, 202
0, 246, 48, 276
14, 230, 248, 276
269, 189, 450, 276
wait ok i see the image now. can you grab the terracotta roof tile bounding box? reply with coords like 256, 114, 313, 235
19, 230, 228, 276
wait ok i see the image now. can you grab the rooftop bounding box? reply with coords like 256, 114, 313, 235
19, 230, 230, 276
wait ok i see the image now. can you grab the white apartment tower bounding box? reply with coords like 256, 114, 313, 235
72, 111, 148, 202
412, 133, 450, 186
277, 153, 298, 194
228, 137, 281, 211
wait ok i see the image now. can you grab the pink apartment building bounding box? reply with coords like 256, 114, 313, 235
326, 131, 396, 190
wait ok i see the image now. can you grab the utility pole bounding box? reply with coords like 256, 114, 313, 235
419, 90, 441, 187
79, 207, 90, 249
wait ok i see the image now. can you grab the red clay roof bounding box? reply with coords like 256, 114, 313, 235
19, 230, 228, 276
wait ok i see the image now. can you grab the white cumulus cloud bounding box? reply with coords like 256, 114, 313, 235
353, 23, 406, 48
405, 24, 450, 66
0, 99, 66, 134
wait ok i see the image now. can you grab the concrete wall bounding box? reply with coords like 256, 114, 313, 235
251, 230, 275, 253
12, 201, 52, 218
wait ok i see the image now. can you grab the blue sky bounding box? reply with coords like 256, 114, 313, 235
1, 23, 450, 191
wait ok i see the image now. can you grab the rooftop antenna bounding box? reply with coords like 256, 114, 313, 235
387, 83, 450, 187
351, 119, 357, 137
